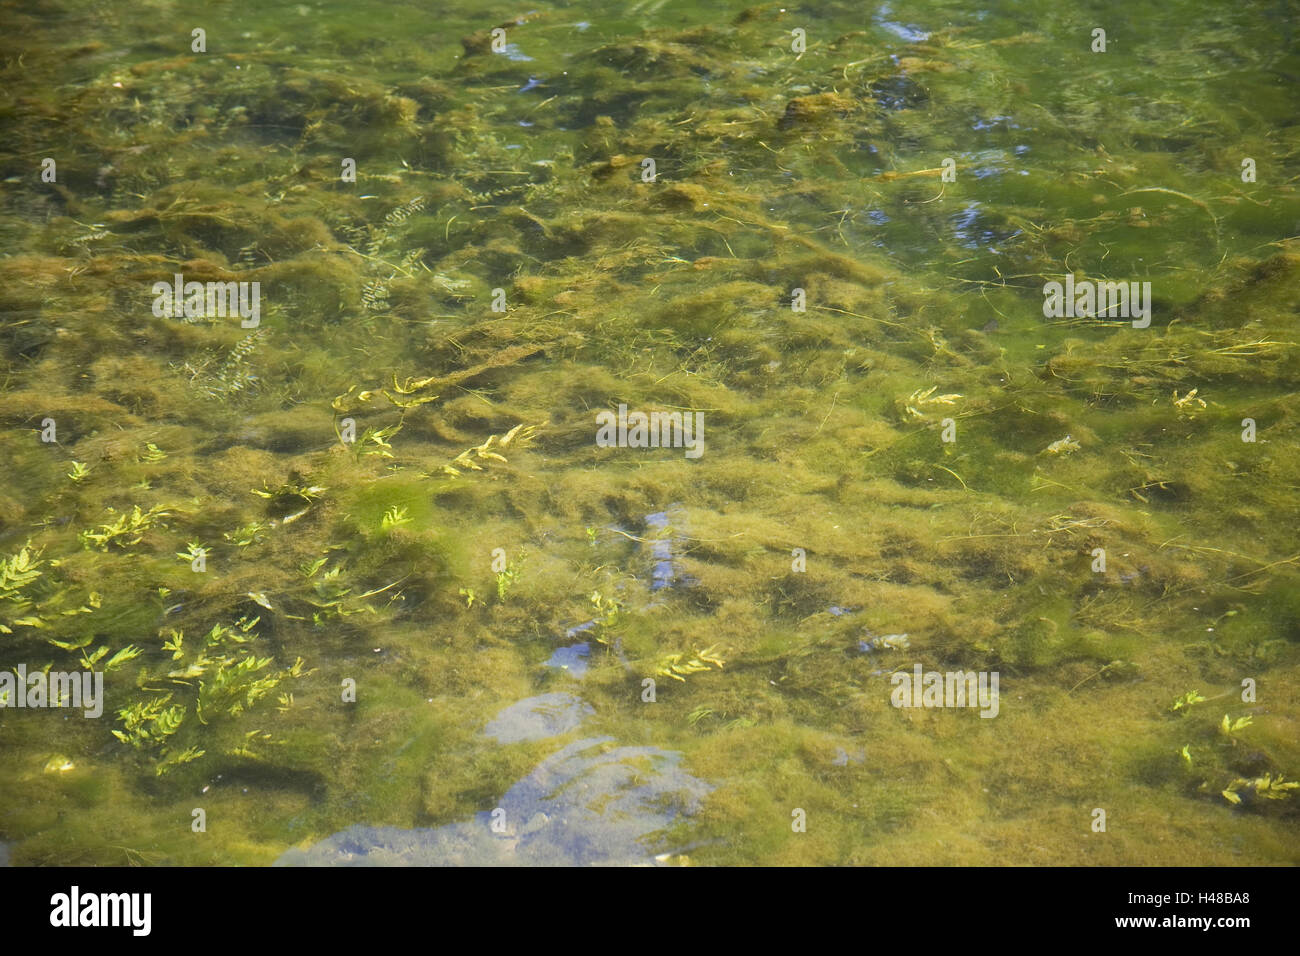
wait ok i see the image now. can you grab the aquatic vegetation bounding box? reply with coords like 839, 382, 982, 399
78, 505, 172, 551
1, 0, 1297, 867
654, 644, 728, 682
176, 542, 207, 565
0, 544, 65, 634
297, 559, 402, 624
441, 424, 540, 477
1170, 690, 1207, 713
115, 617, 308, 776
1219, 714, 1254, 737
356, 423, 402, 459
253, 480, 327, 524
0, 546, 101, 645
1221, 774, 1298, 806
224, 522, 268, 549
495, 550, 525, 603
1042, 436, 1080, 456
178, 329, 267, 400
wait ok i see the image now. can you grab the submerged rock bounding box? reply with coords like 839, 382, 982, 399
483, 692, 594, 744
543, 642, 591, 677
276, 736, 711, 866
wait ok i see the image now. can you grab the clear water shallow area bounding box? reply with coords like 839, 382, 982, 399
1, 0, 1298, 866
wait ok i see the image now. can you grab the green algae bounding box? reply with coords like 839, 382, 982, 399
1, 0, 1298, 866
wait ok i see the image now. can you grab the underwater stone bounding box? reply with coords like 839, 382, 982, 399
275, 736, 712, 866
482, 692, 594, 743
544, 643, 590, 677
564, 619, 598, 640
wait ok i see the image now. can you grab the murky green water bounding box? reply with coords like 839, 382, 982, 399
2, 0, 1298, 865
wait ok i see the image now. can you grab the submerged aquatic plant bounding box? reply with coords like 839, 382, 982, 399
224, 521, 268, 548
78, 505, 171, 550
654, 644, 728, 682
441, 423, 540, 477
2, 0, 1298, 867
295, 558, 402, 624
380, 505, 412, 531
1221, 774, 1299, 805
1219, 714, 1254, 736
357, 423, 403, 459
901, 386, 963, 420
495, 550, 525, 602
253, 480, 326, 524
176, 542, 207, 565
0, 544, 49, 633
178, 329, 267, 399
115, 616, 308, 776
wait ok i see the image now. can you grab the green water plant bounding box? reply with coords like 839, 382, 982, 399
176, 542, 207, 564
66, 461, 90, 482
380, 505, 412, 531
588, 588, 624, 640
253, 480, 326, 524
224, 521, 267, 548
296, 558, 402, 624
1171, 689, 1207, 712
1219, 714, 1254, 736
115, 615, 308, 776
0, 544, 48, 633
655, 644, 727, 683
496, 550, 525, 602
441, 423, 539, 477
1, 543, 99, 637
179, 329, 266, 400
1221, 774, 1299, 805
79, 505, 171, 550
358, 423, 403, 459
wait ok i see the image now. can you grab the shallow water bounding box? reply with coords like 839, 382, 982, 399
1, 0, 1298, 866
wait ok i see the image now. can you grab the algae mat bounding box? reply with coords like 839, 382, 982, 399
0, 0, 1298, 866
